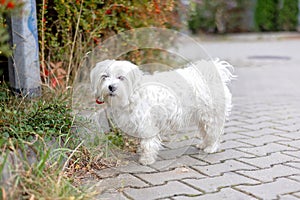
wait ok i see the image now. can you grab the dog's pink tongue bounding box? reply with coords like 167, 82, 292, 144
96, 99, 104, 104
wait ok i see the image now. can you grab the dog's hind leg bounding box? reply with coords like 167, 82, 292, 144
139, 136, 161, 165
197, 118, 224, 153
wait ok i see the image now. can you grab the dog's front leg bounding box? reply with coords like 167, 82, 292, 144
139, 136, 161, 165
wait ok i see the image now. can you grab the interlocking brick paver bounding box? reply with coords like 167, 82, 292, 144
280, 117, 300, 126
124, 181, 201, 200
96, 190, 129, 200
236, 164, 300, 182
236, 134, 288, 146
237, 143, 296, 156
237, 128, 282, 138
220, 140, 253, 150
183, 172, 259, 193
150, 155, 207, 171
94, 173, 148, 192
275, 123, 300, 132
240, 116, 274, 124
236, 178, 300, 199
94, 167, 120, 179
282, 150, 300, 158
293, 192, 300, 198
158, 146, 199, 160
225, 120, 249, 127
164, 138, 202, 149
288, 175, 300, 182
224, 126, 251, 133
240, 121, 282, 131
136, 167, 205, 185
239, 152, 298, 168
193, 160, 257, 176
192, 149, 254, 164
173, 188, 255, 200
275, 131, 300, 140
222, 132, 251, 141
85, 36, 300, 200
278, 140, 300, 150
116, 162, 156, 173
284, 162, 300, 169
228, 114, 250, 122
279, 194, 300, 200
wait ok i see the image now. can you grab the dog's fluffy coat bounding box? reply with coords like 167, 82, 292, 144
90, 59, 234, 165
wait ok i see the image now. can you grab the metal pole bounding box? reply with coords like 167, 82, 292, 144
7, 0, 41, 97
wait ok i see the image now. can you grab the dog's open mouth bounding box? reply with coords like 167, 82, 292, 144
96, 97, 104, 104
95, 93, 116, 104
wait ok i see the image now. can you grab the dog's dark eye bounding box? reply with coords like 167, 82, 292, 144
118, 76, 125, 81
101, 74, 109, 79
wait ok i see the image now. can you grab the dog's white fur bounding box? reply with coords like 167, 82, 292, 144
90, 59, 234, 165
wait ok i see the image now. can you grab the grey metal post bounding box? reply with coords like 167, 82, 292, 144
7, 0, 41, 97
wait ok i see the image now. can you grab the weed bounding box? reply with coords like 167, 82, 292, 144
1, 1, 180, 198
0, 84, 97, 199
37, 0, 179, 90
0, 82, 140, 199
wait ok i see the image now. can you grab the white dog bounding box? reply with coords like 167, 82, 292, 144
90, 59, 234, 165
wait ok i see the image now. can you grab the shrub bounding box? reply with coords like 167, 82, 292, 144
0, 0, 22, 57
225, 0, 252, 32
37, 0, 179, 90
0, 83, 130, 199
278, 0, 299, 31
255, 0, 279, 31
0, 84, 89, 199
187, 0, 250, 33
188, 0, 216, 33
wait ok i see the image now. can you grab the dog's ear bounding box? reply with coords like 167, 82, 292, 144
90, 59, 115, 95
122, 61, 143, 88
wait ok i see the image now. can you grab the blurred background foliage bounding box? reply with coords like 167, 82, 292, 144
255, 0, 299, 31
36, 0, 180, 89
188, 0, 299, 33
0, 0, 299, 198
188, 0, 251, 33
0, 0, 22, 57
0, 0, 299, 87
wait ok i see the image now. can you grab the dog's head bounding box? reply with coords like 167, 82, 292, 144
90, 60, 143, 107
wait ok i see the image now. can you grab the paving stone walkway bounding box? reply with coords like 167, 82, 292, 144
90, 34, 300, 200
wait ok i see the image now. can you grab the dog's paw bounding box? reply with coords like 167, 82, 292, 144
203, 143, 219, 154
197, 141, 219, 153
139, 155, 156, 165
196, 142, 205, 150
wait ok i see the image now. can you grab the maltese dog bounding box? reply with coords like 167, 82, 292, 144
90, 59, 234, 165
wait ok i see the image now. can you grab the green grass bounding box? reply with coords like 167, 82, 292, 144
0, 84, 96, 199
1, 88, 72, 142
0, 83, 139, 199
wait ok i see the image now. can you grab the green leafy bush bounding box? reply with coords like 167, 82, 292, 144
187, 0, 250, 33
278, 0, 299, 31
225, 0, 252, 32
0, 84, 95, 199
255, 0, 279, 31
0, 0, 22, 56
188, 1, 215, 33
0, 88, 73, 142
255, 0, 299, 31
1, 2, 179, 197
37, 0, 179, 90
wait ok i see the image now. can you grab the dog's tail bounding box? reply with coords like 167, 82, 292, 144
213, 58, 236, 119
213, 58, 236, 84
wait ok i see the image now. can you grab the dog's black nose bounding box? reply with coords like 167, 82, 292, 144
108, 85, 117, 92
